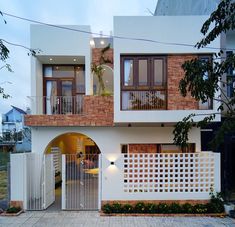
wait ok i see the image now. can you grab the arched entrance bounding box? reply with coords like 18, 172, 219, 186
44, 132, 101, 210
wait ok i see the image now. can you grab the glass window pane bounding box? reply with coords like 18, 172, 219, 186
52, 66, 74, 78
124, 60, 133, 86
61, 81, 73, 96
138, 60, 148, 86
76, 67, 85, 93
154, 59, 163, 86
44, 67, 52, 77
200, 57, 209, 80
103, 65, 114, 94
46, 81, 57, 114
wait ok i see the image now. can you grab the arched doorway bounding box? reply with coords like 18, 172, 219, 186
44, 132, 101, 210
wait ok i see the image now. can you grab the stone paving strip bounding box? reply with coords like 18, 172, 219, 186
0, 211, 234, 227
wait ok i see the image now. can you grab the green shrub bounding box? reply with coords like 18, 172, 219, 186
102, 204, 113, 214
181, 203, 193, 214
102, 199, 224, 214
207, 190, 224, 213
193, 204, 208, 214
169, 203, 182, 213
122, 204, 133, 213
6, 206, 21, 214
134, 202, 146, 213
112, 203, 122, 213
157, 203, 169, 213
145, 203, 156, 214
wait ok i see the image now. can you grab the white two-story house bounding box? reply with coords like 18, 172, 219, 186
10, 14, 221, 211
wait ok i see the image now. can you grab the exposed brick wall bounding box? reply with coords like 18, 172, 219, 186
25, 96, 114, 127
92, 48, 113, 69
167, 55, 199, 110
129, 144, 157, 153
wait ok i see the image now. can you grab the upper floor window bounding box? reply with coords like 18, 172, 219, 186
121, 55, 167, 110
121, 56, 166, 89
44, 66, 75, 78
226, 51, 235, 98
198, 55, 213, 110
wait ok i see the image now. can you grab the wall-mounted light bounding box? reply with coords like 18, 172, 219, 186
100, 40, 105, 45
49, 58, 53, 61
110, 161, 115, 165
73, 58, 77, 62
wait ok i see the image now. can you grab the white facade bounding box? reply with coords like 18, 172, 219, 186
31, 126, 201, 154
10, 15, 223, 210
113, 16, 221, 124
30, 25, 92, 114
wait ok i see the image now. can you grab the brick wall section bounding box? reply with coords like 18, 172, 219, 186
129, 144, 157, 153
24, 96, 114, 126
92, 48, 113, 69
167, 55, 199, 110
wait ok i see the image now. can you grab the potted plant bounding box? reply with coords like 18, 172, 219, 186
222, 190, 235, 215
230, 209, 235, 218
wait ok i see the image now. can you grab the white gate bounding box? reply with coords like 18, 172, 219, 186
25, 153, 55, 210
62, 154, 100, 210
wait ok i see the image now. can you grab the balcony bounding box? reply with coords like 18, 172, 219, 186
25, 95, 114, 127
122, 90, 166, 110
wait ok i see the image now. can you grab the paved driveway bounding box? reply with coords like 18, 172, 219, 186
0, 211, 234, 227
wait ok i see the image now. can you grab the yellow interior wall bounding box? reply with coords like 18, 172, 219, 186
45, 133, 96, 154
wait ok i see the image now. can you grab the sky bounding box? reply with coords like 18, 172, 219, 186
0, 0, 157, 115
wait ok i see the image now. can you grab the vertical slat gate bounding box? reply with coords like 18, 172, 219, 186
25, 153, 55, 210
26, 153, 44, 210
62, 154, 99, 210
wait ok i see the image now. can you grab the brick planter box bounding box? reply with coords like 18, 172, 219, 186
100, 212, 226, 217
0, 210, 24, 216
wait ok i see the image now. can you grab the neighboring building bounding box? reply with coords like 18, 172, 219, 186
155, 0, 235, 197
154, 0, 220, 16
10, 14, 221, 211
1, 106, 31, 152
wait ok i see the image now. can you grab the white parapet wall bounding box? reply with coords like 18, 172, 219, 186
101, 152, 220, 201
10, 154, 27, 208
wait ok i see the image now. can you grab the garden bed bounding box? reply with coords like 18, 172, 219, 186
100, 212, 226, 217
0, 210, 23, 216
101, 199, 225, 217
0, 207, 23, 216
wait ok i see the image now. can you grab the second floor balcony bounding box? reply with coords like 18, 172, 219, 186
25, 95, 114, 127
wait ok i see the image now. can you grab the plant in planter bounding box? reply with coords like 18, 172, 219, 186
122, 204, 133, 213
6, 206, 21, 214
207, 190, 224, 213
229, 209, 235, 218
222, 190, 235, 215
91, 64, 106, 95
91, 44, 113, 96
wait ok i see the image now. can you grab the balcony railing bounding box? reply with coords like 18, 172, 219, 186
28, 95, 84, 115
122, 90, 166, 110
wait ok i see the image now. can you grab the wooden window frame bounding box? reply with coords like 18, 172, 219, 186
43, 64, 85, 114
121, 55, 167, 91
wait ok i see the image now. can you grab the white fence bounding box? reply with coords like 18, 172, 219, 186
101, 152, 220, 201
10, 153, 54, 210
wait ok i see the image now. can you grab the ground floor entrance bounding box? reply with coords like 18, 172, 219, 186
11, 132, 101, 211
46, 133, 100, 211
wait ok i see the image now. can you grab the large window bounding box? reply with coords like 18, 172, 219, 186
226, 51, 235, 98
198, 55, 213, 110
121, 56, 166, 110
43, 65, 85, 114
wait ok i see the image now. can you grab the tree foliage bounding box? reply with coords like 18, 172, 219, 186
173, 0, 235, 149
0, 11, 40, 99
